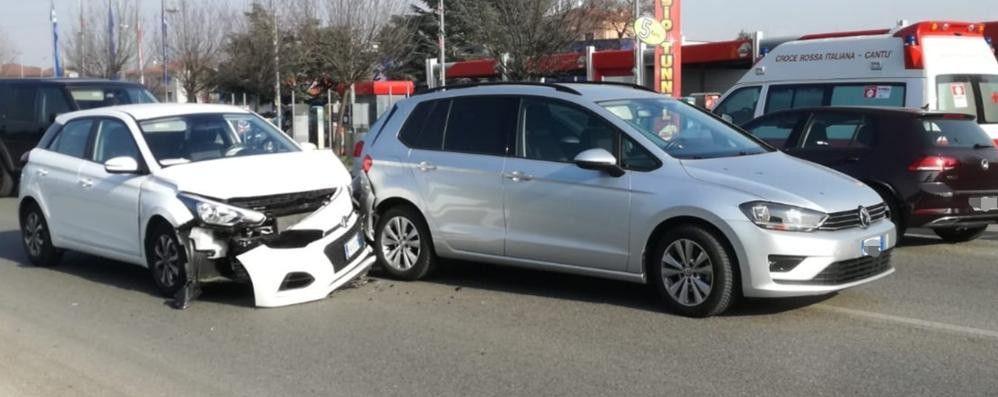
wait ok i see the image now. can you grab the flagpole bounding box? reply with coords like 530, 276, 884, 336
51, 0, 62, 77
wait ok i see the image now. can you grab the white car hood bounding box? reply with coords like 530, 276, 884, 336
680, 152, 883, 213
155, 151, 351, 200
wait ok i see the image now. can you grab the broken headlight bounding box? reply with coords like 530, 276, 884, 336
178, 193, 267, 227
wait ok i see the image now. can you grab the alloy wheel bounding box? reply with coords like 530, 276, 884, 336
661, 239, 714, 307
380, 216, 421, 271
22, 212, 44, 258
153, 235, 181, 288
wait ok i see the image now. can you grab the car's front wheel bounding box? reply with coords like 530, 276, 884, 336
375, 206, 435, 280
146, 225, 189, 297
20, 204, 62, 266
934, 225, 988, 243
649, 225, 736, 317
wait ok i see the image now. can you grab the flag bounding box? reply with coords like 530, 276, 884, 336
108, 1, 116, 78
50, 1, 63, 77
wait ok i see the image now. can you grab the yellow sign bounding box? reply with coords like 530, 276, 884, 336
634, 16, 667, 46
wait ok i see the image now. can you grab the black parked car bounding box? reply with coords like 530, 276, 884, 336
742, 107, 998, 242
0, 79, 156, 195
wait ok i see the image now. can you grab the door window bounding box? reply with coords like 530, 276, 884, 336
713, 86, 760, 125
519, 98, 616, 163
38, 86, 73, 128
398, 100, 448, 150
443, 96, 518, 156
831, 85, 905, 107
745, 113, 806, 149
48, 119, 94, 158
92, 119, 141, 163
4, 85, 39, 132
621, 135, 659, 171
803, 113, 874, 149
767, 83, 906, 114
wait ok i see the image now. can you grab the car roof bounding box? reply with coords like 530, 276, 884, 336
756, 106, 976, 119
0, 78, 145, 86
410, 82, 666, 103
56, 103, 252, 124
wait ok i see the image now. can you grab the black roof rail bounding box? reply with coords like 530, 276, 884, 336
414, 81, 581, 96
553, 80, 657, 93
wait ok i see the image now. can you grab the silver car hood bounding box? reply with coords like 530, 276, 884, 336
679, 152, 882, 213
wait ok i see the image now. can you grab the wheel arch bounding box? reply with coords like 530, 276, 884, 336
642, 214, 745, 291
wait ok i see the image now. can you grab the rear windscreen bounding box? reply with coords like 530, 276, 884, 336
68, 86, 157, 109
936, 75, 998, 124
919, 118, 994, 147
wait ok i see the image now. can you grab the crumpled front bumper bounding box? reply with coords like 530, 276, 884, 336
234, 189, 376, 308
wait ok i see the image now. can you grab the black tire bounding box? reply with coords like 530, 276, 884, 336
870, 185, 905, 238
0, 166, 15, 197
19, 203, 62, 266
649, 225, 736, 318
374, 206, 435, 281
933, 226, 988, 243
146, 224, 189, 297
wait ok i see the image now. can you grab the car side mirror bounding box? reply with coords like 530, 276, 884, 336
104, 156, 140, 174
299, 142, 317, 151
573, 148, 625, 177
720, 114, 734, 123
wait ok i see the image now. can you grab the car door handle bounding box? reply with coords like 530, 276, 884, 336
79, 178, 93, 188
36, 169, 48, 177
842, 156, 861, 163
504, 171, 533, 182
416, 161, 437, 172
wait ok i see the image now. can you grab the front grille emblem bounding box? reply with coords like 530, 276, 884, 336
982, 159, 990, 171
858, 206, 871, 229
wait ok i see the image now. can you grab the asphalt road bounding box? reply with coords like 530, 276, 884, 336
1, 197, 996, 397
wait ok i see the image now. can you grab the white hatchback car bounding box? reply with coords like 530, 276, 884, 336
18, 104, 374, 307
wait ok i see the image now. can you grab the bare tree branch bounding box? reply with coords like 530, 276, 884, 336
167, 0, 232, 102
0, 27, 16, 66
65, 0, 137, 79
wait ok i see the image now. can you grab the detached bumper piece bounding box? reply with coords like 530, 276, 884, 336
777, 250, 893, 286
236, 192, 375, 308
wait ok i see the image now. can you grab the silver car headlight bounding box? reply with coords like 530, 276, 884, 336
739, 201, 828, 232
178, 193, 267, 227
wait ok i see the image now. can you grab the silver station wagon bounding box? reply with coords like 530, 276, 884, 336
354, 82, 895, 317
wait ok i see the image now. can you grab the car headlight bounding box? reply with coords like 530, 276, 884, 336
178, 193, 267, 227
739, 201, 827, 232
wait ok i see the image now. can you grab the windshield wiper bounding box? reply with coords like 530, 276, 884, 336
973, 143, 994, 149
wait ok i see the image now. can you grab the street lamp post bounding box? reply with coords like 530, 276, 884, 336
273, 0, 282, 130
438, 0, 445, 87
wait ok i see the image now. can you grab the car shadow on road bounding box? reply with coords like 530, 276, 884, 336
407, 259, 838, 317
0, 230, 255, 308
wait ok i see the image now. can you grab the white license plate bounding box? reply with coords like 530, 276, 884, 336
343, 232, 365, 260
970, 196, 998, 212
860, 235, 886, 257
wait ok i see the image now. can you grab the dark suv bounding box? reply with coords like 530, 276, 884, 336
0, 79, 156, 195
743, 107, 998, 242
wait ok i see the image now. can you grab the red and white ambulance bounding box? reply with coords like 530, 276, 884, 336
714, 21, 998, 144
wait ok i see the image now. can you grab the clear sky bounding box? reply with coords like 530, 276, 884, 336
1, 0, 997, 66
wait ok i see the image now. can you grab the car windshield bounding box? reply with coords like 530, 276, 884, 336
68, 85, 157, 109
139, 113, 299, 166
919, 117, 994, 148
599, 97, 770, 159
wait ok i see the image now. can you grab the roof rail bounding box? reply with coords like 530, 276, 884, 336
414, 81, 581, 96
553, 80, 657, 93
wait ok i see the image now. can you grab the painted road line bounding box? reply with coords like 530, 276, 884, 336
815, 304, 998, 340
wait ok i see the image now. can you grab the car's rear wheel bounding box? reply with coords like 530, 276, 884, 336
147, 225, 189, 297
649, 225, 735, 317
375, 206, 435, 280
871, 185, 905, 238
934, 225, 988, 243
20, 204, 62, 266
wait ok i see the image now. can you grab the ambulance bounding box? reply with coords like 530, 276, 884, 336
713, 21, 998, 144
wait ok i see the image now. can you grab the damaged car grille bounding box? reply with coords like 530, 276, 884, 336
228, 188, 336, 217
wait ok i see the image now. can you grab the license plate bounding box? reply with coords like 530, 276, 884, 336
343, 232, 365, 260
860, 235, 886, 257
969, 196, 998, 212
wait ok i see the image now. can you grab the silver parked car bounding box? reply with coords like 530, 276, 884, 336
354, 82, 896, 317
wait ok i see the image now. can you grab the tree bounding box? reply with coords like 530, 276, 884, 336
166, 0, 231, 102
216, 3, 280, 108
0, 28, 16, 66
451, 0, 604, 80
65, 0, 137, 79
390, 0, 480, 83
